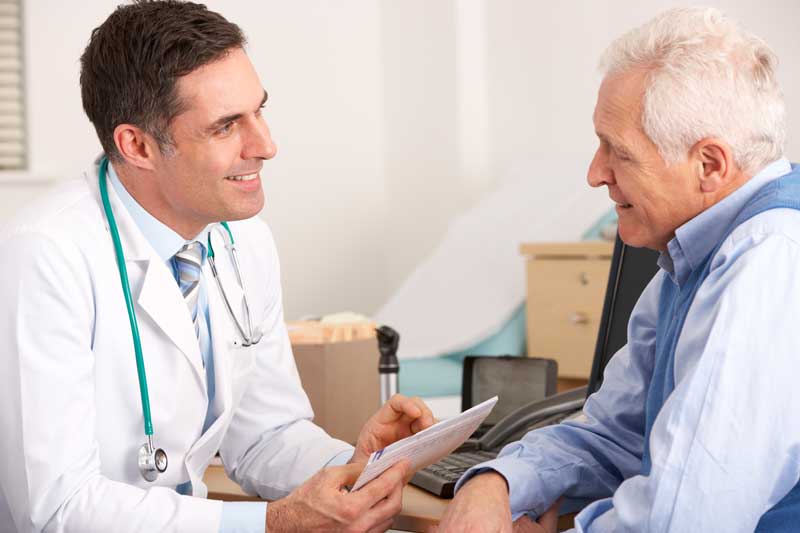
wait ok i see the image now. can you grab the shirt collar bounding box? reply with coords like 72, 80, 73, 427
663, 157, 792, 285
107, 162, 208, 262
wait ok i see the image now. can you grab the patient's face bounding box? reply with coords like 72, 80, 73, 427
586, 70, 701, 251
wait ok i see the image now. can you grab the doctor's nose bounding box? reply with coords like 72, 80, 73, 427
242, 117, 277, 161
587, 148, 614, 188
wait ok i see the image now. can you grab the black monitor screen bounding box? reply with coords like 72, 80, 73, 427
588, 237, 660, 395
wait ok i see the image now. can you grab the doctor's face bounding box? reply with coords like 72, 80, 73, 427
586, 70, 700, 251
149, 47, 277, 237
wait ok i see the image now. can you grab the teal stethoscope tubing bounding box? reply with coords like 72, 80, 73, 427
98, 156, 154, 437
99, 156, 261, 444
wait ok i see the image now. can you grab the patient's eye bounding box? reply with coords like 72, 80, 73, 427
614, 148, 633, 162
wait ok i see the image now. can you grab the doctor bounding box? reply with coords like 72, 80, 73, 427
0, 2, 433, 532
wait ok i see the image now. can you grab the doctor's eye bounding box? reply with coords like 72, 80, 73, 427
216, 122, 236, 136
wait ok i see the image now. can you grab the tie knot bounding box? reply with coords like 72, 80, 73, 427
176, 241, 204, 263
174, 241, 204, 283
174, 241, 204, 339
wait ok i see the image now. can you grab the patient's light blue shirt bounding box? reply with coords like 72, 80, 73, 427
457, 158, 800, 531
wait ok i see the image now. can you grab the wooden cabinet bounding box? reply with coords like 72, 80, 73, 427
520, 242, 613, 379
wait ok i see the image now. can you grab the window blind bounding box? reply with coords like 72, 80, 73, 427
0, 0, 24, 170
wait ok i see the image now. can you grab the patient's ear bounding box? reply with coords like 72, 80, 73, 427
693, 139, 732, 193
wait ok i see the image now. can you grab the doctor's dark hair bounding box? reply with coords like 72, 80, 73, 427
79, 0, 246, 161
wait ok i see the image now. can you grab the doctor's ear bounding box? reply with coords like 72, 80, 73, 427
692, 138, 733, 194
112, 123, 161, 171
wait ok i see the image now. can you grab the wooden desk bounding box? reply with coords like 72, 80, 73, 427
204, 465, 447, 532
205, 465, 575, 531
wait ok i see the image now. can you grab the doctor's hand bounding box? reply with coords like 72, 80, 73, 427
351, 394, 435, 465
266, 459, 410, 532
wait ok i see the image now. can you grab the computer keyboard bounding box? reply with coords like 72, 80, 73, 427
410, 402, 585, 498
410, 450, 498, 498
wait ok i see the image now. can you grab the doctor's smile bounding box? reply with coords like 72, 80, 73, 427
223, 171, 262, 193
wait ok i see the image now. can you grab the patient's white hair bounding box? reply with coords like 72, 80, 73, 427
600, 7, 785, 174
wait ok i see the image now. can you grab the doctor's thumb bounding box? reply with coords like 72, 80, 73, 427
330, 461, 365, 487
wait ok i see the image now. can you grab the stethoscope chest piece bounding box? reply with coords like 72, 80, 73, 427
138, 439, 168, 482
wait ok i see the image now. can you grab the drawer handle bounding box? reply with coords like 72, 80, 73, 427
579, 272, 589, 285
569, 312, 589, 324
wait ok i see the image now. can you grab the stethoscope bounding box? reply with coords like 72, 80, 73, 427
98, 156, 263, 482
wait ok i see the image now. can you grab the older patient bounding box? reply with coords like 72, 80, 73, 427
439, 7, 799, 532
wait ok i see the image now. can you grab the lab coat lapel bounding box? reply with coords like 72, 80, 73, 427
181, 265, 239, 480
86, 156, 207, 386
183, 231, 249, 441
138, 260, 206, 385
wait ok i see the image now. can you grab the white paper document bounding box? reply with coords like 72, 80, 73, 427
351, 396, 498, 491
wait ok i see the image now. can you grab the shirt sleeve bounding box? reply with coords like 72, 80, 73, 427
455, 271, 662, 518
219, 502, 267, 533
574, 232, 800, 531
326, 449, 355, 467
216, 447, 352, 533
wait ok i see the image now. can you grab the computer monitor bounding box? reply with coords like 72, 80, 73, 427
587, 236, 660, 396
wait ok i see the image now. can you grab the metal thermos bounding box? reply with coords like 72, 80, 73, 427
376, 325, 400, 404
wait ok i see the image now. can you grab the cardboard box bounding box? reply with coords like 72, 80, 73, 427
290, 323, 381, 444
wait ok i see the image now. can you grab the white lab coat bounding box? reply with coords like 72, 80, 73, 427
0, 157, 352, 532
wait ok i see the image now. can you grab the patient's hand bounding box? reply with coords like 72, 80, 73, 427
434, 471, 513, 532
512, 498, 561, 533
435, 473, 561, 533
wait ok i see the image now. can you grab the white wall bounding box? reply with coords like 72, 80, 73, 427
484, 0, 800, 190
210, 1, 390, 318
9, 0, 800, 318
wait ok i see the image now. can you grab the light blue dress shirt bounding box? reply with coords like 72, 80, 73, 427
456, 158, 800, 531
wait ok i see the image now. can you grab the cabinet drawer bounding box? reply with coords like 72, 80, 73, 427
526, 258, 610, 378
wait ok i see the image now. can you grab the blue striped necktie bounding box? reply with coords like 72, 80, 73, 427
174, 241, 204, 339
